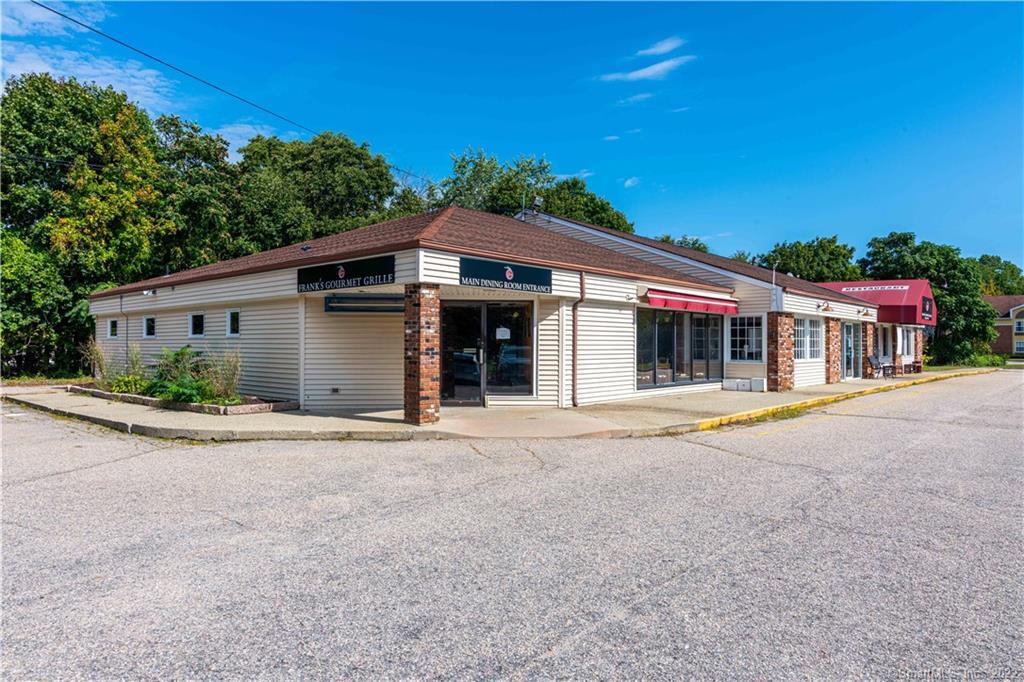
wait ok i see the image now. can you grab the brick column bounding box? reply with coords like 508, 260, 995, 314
914, 328, 924, 363
767, 312, 795, 392
824, 318, 842, 384
404, 283, 441, 425
862, 322, 876, 378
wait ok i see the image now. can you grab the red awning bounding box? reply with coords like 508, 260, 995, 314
646, 290, 738, 315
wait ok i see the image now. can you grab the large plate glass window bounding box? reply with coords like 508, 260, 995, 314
636, 310, 723, 388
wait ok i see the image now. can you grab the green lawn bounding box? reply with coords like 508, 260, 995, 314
1, 375, 92, 386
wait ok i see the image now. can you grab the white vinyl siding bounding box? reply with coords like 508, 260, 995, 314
302, 298, 403, 410
782, 292, 876, 322
93, 300, 298, 400
574, 302, 635, 405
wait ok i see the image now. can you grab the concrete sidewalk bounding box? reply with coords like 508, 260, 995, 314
2, 368, 996, 440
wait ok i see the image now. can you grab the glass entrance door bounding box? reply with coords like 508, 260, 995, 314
842, 322, 862, 379
441, 302, 535, 405
441, 304, 484, 404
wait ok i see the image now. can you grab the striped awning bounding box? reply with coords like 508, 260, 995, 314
646, 290, 739, 315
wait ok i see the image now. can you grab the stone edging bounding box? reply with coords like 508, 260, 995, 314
66, 385, 300, 415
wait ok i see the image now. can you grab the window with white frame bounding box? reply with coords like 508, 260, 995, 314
1016, 341, 1024, 354
188, 312, 205, 338
107, 319, 118, 338
729, 316, 763, 361
226, 309, 240, 337
1015, 319, 1024, 334
902, 328, 915, 357
794, 318, 822, 360
143, 316, 156, 338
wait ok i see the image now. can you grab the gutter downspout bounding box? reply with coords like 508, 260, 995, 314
571, 272, 586, 407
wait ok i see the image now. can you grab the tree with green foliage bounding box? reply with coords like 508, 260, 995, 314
859, 232, 996, 364
438, 148, 633, 232
0, 233, 77, 374
753, 236, 862, 282
658, 234, 709, 252
731, 250, 754, 264
970, 254, 1024, 295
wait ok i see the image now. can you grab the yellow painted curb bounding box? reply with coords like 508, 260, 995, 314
693, 368, 998, 432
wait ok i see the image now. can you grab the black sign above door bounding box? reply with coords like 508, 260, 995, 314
459, 257, 552, 294
297, 255, 396, 293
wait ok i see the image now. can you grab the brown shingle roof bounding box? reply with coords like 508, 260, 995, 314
984, 295, 1024, 317
92, 207, 730, 299
527, 211, 877, 307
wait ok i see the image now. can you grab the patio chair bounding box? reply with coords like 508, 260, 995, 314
868, 355, 894, 379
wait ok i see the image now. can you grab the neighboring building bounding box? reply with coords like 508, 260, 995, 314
984, 295, 1024, 356
816, 279, 936, 372
90, 207, 878, 426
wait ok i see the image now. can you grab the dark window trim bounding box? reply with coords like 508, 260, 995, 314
637, 309, 724, 390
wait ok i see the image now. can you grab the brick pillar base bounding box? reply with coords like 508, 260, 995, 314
914, 328, 924, 363
825, 318, 842, 384
767, 312, 795, 392
862, 322, 876, 378
404, 283, 441, 425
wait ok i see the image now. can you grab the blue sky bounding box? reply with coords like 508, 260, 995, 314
3, 1, 1021, 264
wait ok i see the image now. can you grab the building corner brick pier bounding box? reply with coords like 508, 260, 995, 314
767, 312, 795, 392
861, 322, 876, 378
825, 317, 842, 384
404, 283, 441, 425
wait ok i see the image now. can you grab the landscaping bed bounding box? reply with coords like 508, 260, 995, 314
68, 385, 299, 415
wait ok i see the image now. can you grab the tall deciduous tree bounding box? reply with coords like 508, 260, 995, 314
970, 254, 1024, 295
438, 148, 633, 232
859, 232, 996, 363
659, 234, 709, 252
754, 236, 862, 282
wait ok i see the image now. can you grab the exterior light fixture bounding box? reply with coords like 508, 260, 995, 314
142, 289, 157, 296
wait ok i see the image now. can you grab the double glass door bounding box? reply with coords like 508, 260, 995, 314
440, 302, 533, 405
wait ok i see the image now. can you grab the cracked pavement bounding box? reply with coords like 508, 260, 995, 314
2, 371, 1022, 679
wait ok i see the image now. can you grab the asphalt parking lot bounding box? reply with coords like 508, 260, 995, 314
3, 371, 1022, 679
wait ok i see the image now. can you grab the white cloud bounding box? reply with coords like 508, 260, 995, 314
671, 106, 692, 113
626, 128, 642, 134
617, 92, 653, 106
602, 135, 620, 142
1, 1, 111, 37
623, 176, 640, 189
1, 41, 176, 112
600, 55, 696, 82
555, 168, 595, 180
636, 36, 684, 57
213, 121, 277, 160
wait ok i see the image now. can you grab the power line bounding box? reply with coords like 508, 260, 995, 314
28, 0, 431, 186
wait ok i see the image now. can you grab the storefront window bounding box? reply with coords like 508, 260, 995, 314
674, 313, 690, 381
636, 309, 656, 387
636, 310, 724, 388
794, 318, 822, 360
656, 311, 674, 384
729, 316, 763, 361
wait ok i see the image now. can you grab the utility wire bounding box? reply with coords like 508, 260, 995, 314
28, 0, 431, 186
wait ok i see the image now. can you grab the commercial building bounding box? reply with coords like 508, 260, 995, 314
817, 279, 935, 373
90, 207, 879, 425
984, 295, 1024, 356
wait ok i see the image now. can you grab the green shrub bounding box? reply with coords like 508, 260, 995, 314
126, 344, 145, 377
109, 374, 150, 395
148, 374, 215, 404
969, 353, 1006, 367
154, 345, 204, 382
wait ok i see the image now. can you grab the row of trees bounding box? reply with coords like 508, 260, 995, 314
1, 74, 630, 375
1, 73, 1012, 373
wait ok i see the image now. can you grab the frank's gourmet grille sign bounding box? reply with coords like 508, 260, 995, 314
459, 257, 552, 294
297, 255, 396, 293
921, 296, 934, 321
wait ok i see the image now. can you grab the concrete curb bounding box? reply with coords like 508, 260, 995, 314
687, 368, 999, 433
2, 368, 997, 441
